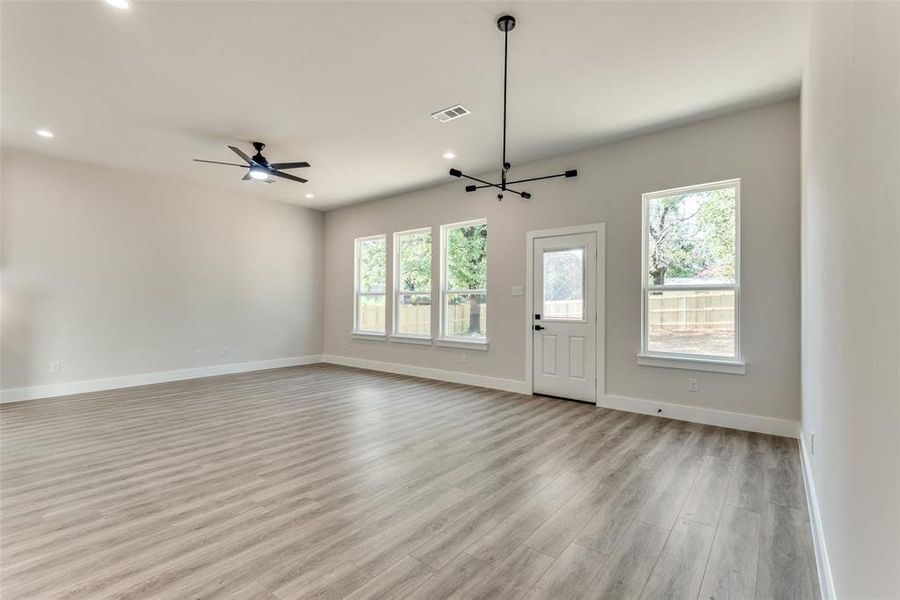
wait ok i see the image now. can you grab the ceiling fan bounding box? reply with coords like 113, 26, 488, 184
194, 142, 310, 184
448, 15, 578, 200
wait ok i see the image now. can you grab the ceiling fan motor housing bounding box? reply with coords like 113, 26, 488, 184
251, 141, 268, 164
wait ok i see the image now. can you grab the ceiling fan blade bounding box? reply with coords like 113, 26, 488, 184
269, 170, 308, 184
242, 172, 252, 181
228, 145, 253, 164
194, 159, 247, 167
270, 161, 310, 170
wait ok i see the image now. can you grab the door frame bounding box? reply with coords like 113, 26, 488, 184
525, 223, 606, 404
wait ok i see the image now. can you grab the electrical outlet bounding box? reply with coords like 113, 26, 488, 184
50, 361, 61, 374
194, 349, 202, 359
688, 377, 699, 392
461, 353, 469, 365
810, 431, 815, 455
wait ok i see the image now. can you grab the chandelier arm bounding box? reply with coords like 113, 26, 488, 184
504, 172, 572, 185
467, 182, 526, 195
458, 172, 503, 190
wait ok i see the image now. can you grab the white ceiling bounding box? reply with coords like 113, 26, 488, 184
2, 1, 809, 209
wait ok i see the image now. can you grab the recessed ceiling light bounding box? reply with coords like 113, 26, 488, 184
442, 151, 456, 160
35, 129, 54, 138
305, 193, 315, 199
104, 0, 130, 9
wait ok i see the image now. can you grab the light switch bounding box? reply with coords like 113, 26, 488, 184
511, 286, 524, 297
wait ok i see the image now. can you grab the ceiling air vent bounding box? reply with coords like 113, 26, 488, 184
431, 104, 470, 123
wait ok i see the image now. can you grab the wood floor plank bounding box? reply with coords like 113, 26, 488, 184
573, 467, 659, 555
463, 545, 554, 600
0, 364, 821, 600
725, 458, 766, 514
635, 455, 703, 531
585, 520, 669, 600
223, 581, 277, 600
278, 560, 372, 600
698, 504, 761, 600
639, 518, 716, 600
341, 555, 434, 600
466, 471, 585, 566
755, 503, 821, 600
403, 552, 494, 600
410, 473, 554, 570
763, 462, 807, 511
522, 542, 605, 600
680, 456, 733, 527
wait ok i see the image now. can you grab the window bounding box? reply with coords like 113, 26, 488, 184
640, 179, 743, 372
354, 235, 386, 335
440, 219, 487, 343
393, 228, 432, 338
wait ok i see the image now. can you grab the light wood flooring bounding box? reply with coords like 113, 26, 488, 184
0, 364, 820, 599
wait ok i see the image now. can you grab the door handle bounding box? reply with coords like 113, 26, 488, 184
533, 325, 545, 331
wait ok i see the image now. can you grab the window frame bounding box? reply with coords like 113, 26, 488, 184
353, 233, 387, 339
438, 218, 488, 349
392, 227, 433, 343
638, 179, 745, 374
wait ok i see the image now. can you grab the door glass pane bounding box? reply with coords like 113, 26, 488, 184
647, 289, 735, 357
446, 292, 487, 338
543, 248, 584, 320
397, 294, 431, 336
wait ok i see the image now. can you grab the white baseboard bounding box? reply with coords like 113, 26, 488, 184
0, 355, 323, 403
322, 354, 797, 438
799, 429, 835, 600
598, 392, 800, 438
321, 354, 530, 394
3, 353, 800, 441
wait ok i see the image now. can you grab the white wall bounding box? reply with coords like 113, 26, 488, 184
801, 3, 900, 598
1, 149, 324, 395
324, 100, 801, 427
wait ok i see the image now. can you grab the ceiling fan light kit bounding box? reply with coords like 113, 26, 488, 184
447, 15, 578, 201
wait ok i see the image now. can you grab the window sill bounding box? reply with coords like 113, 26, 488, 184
637, 353, 746, 375
435, 338, 489, 351
351, 331, 386, 341
390, 335, 433, 346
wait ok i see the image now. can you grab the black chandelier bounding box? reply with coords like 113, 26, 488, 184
449, 14, 578, 201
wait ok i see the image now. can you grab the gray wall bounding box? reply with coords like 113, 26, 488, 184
801, 2, 900, 597
324, 100, 801, 422
1, 149, 325, 391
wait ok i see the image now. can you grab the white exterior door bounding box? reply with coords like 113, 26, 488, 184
532, 232, 597, 403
